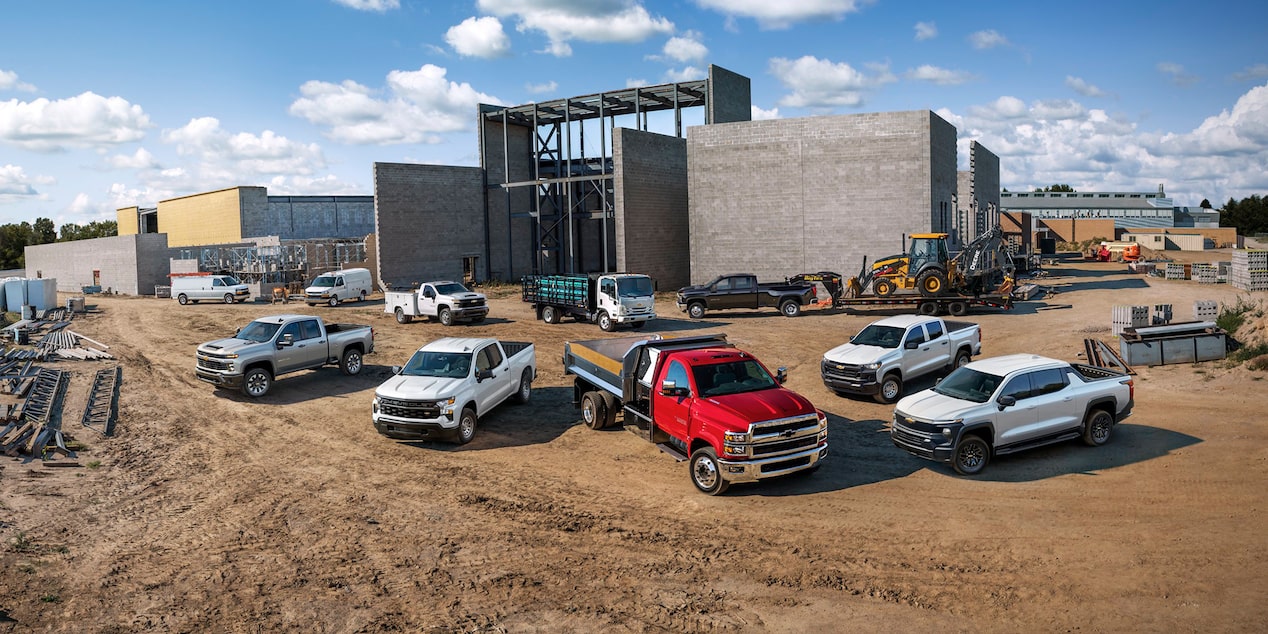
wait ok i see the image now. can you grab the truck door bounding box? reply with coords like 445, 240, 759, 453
915, 320, 949, 375
274, 322, 305, 373
1024, 368, 1080, 436
731, 276, 758, 309
597, 277, 618, 317
418, 284, 438, 317
474, 343, 509, 408
651, 359, 693, 442
902, 325, 941, 378
994, 372, 1043, 446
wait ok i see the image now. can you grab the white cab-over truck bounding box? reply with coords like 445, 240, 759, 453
891, 354, 1135, 475
822, 315, 981, 404
196, 314, 376, 397
384, 281, 489, 326
521, 273, 656, 331
372, 337, 535, 444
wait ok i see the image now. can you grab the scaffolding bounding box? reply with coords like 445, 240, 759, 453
179, 237, 367, 285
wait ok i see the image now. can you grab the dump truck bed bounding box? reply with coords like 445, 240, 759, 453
563, 336, 652, 399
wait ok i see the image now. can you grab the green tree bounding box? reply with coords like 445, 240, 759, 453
58, 220, 118, 242
0, 222, 34, 269
1200, 198, 1213, 209
1034, 184, 1075, 192
1221, 195, 1268, 236
32, 217, 56, 245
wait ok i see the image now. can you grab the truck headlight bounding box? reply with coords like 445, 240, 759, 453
724, 431, 749, 443
723, 444, 746, 457
861, 362, 880, 370
372, 399, 379, 414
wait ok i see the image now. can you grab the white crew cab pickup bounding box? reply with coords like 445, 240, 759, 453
891, 354, 1135, 475
384, 281, 489, 326
372, 337, 535, 444
821, 315, 982, 404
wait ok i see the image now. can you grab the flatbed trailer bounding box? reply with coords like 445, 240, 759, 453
821, 294, 1013, 317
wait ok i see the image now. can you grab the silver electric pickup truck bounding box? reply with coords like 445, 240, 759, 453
196, 314, 375, 397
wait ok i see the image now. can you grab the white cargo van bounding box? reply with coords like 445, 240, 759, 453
172, 274, 251, 305
305, 268, 373, 306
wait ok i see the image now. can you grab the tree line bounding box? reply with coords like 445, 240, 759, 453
1221, 195, 1268, 237
0, 219, 118, 270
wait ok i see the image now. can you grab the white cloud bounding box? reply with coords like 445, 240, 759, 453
478, 0, 673, 57
914, 21, 936, 41
693, 0, 869, 29
770, 56, 896, 109
662, 31, 708, 63
1065, 76, 1106, 98
1233, 64, 1268, 82
331, 0, 399, 11
0, 92, 152, 152
0, 164, 42, 200
0, 69, 37, 92
525, 80, 557, 94
751, 105, 779, 120
626, 78, 650, 88
968, 95, 1029, 119
289, 64, 504, 145
663, 66, 704, 83
969, 29, 1009, 50
1157, 62, 1199, 87
67, 192, 92, 214
445, 16, 512, 58
906, 65, 974, 86
106, 148, 160, 170
1153, 83, 1268, 156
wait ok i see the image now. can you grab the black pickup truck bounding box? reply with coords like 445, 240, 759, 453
676, 274, 817, 318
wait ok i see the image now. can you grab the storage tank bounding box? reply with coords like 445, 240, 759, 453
4, 279, 26, 313
25, 278, 58, 311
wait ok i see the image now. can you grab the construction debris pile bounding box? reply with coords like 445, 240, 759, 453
1, 306, 115, 361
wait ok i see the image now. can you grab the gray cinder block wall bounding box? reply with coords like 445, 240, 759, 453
24, 233, 170, 295
373, 162, 485, 287
970, 141, 1001, 235
687, 110, 959, 283
242, 196, 375, 240
614, 128, 689, 289
480, 115, 535, 280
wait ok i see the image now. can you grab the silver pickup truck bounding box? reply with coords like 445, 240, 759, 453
822, 315, 982, 404
891, 353, 1134, 475
196, 314, 376, 397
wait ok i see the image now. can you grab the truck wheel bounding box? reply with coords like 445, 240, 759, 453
597, 311, 614, 332
542, 305, 561, 324
340, 348, 363, 375
689, 447, 729, 496
948, 301, 968, 317
873, 279, 896, 297
688, 302, 706, 319
581, 392, 607, 430
328, 296, 339, 307
952, 349, 972, 370
918, 271, 948, 297
359, 291, 367, 303
918, 301, 939, 316
224, 293, 235, 304
395, 307, 412, 324
780, 300, 801, 317
243, 368, 272, 398
1082, 409, 1114, 446
513, 369, 532, 404
439, 307, 454, 327
952, 435, 990, 475
599, 392, 619, 428
455, 408, 477, 445
177, 294, 189, 305
874, 373, 902, 404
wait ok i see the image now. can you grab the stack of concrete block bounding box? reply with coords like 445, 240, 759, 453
1113, 305, 1150, 335
1152, 304, 1173, 325
1165, 263, 1188, 280
1191, 263, 1218, 284
1231, 250, 1268, 291
1194, 300, 1219, 321
1218, 261, 1232, 283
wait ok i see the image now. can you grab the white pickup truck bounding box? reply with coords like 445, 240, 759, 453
384, 281, 489, 326
821, 315, 981, 404
891, 354, 1135, 475
371, 337, 535, 444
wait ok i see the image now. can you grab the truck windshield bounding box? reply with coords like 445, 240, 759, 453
851, 325, 904, 348
434, 282, 470, 295
237, 321, 281, 343
401, 351, 473, 379
932, 367, 1003, 403
617, 277, 654, 297
217, 276, 242, 286
693, 360, 777, 397
310, 275, 336, 288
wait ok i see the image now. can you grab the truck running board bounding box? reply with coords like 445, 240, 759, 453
993, 431, 1081, 456
656, 443, 689, 462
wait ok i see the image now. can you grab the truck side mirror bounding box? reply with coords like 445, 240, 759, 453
277, 333, 294, 348
905, 341, 919, 350
775, 367, 788, 384
477, 369, 493, 381
997, 395, 1016, 410
660, 380, 684, 397
391, 366, 402, 375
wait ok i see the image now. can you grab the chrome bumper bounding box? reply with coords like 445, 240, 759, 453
718, 443, 827, 484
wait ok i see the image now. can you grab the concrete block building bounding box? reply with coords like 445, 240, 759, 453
24, 233, 170, 295
372, 163, 486, 288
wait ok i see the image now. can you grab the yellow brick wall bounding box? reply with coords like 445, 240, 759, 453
116, 206, 139, 236
158, 188, 244, 247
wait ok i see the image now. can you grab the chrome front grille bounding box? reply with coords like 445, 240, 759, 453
197, 358, 231, 371
378, 397, 442, 419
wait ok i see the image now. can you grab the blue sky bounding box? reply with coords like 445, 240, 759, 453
3, 0, 1267, 228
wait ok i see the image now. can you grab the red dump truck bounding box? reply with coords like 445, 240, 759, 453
563, 333, 828, 495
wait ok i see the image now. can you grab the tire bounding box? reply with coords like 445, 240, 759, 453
542, 305, 561, 324
948, 301, 968, 317
455, 408, 477, 445
688, 302, 706, 319
599, 392, 619, 428
874, 279, 896, 297
340, 348, 363, 376
780, 300, 801, 317
328, 296, 339, 307
439, 307, 454, 327
918, 270, 948, 297
513, 369, 532, 404
242, 367, 272, 398
873, 373, 902, 404
1082, 409, 1114, 446
918, 301, 939, 316
953, 435, 990, 475
359, 291, 367, 303
581, 391, 607, 430
597, 311, 614, 332
224, 293, 234, 304
177, 294, 189, 305
395, 307, 412, 324
689, 447, 729, 496
952, 349, 972, 370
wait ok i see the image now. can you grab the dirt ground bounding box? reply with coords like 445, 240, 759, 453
2, 255, 1267, 632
